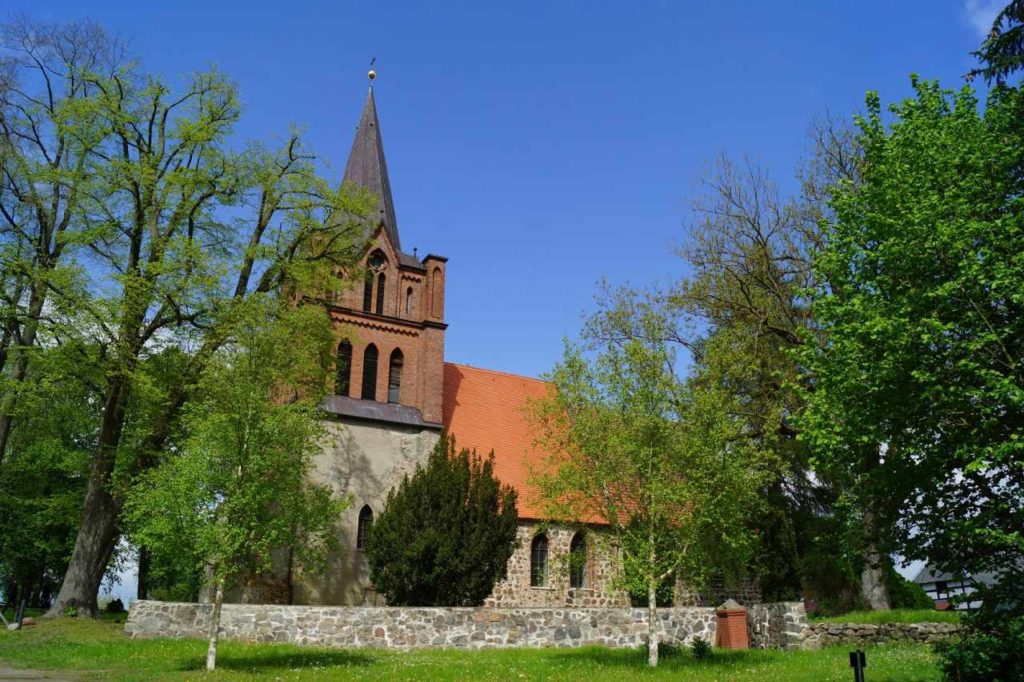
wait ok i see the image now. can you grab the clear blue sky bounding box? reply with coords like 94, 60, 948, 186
10, 0, 1002, 379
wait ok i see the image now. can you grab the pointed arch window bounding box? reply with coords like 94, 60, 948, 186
431, 268, 442, 318
530, 533, 549, 587
569, 532, 587, 589
405, 287, 413, 316
336, 340, 352, 396
362, 271, 373, 313
356, 505, 373, 550
387, 349, 403, 404
361, 344, 378, 401
375, 272, 386, 315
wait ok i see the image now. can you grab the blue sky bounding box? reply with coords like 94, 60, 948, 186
10, 0, 1000, 380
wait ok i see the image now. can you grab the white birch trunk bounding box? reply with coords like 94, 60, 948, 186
647, 580, 659, 667
206, 578, 225, 671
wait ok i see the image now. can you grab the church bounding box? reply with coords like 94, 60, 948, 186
273, 77, 757, 610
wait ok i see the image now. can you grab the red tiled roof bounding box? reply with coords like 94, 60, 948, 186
442, 362, 553, 520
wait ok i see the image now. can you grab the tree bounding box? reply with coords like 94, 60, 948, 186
532, 307, 771, 667
969, 1, 1024, 84
45, 44, 370, 615
800, 77, 1024, 658
125, 296, 345, 671
0, 18, 121, 463
364, 434, 518, 607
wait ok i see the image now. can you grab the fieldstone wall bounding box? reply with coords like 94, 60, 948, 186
800, 621, 962, 649
485, 524, 629, 608
127, 601, 725, 650
748, 601, 806, 650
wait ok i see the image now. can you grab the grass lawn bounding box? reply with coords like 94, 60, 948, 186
809, 609, 961, 625
0, 617, 942, 681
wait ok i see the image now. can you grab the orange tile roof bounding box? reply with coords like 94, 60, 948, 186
442, 362, 554, 520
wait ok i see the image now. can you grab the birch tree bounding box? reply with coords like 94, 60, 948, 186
532, 308, 770, 667
126, 296, 345, 671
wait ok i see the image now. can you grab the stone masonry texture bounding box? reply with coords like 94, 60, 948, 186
126, 601, 804, 650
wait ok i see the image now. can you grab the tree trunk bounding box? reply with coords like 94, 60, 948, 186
647, 580, 659, 667
860, 509, 891, 610
48, 376, 132, 617
137, 546, 151, 601
206, 578, 225, 672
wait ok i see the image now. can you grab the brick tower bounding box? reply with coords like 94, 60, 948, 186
323, 82, 447, 427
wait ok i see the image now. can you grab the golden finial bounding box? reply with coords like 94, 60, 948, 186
368, 57, 376, 82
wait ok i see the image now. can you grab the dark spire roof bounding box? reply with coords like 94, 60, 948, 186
343, 86, 400, 249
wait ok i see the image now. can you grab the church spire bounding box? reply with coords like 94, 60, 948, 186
343, 77, 400, 249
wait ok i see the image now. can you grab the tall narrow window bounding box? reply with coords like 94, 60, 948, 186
375, 272, 386, 315
356, 505, 373, 550
335, 340, 352, 396
388, 349, 403, 404
361, 344, 378, 400
405, 287, 413, 316
530, 533, 549, 587
431, 268, 442, 317
362, 270, 373, 312
569, 532, 587, 589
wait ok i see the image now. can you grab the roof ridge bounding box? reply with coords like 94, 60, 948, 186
444, 361, 549, 386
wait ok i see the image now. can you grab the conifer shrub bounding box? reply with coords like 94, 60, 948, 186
364, 434, 518, 606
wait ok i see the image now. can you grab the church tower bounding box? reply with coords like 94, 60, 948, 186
323, 79, 448, 427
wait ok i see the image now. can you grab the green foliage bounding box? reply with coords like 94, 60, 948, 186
365, 434, 519, 606
936, 612, 1024, 682
802, 77, 1024, 604
970, 1, 1024, 84
810, 609, 959, 625
802, 75, 1024, 662
690, 637, 713, 660
888, 572, 934, 611
125, 296, 345, 599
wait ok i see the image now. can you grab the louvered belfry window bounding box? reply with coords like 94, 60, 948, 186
362, 270, 373, 312
336, 340, 352, 396
361, 344, 378, 400
376, 272, 386, 315
388, 349, 403, 404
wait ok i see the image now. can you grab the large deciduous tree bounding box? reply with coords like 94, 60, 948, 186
0, 19, 120, 463
532, 307, 771, 668
31, 22, 371, 615
801, 77, 1024, 648
364, 434, 519, 607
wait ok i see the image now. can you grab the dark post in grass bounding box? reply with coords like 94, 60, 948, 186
849, 650, 867, 682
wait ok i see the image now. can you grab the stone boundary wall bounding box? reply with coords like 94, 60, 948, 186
800, 621, 962, 649
748, 601, 806, 650
126, 601, 801, 650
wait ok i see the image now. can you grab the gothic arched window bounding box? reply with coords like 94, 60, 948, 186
405, 287, 413, 316
431, 267, 442, 318
336, 340, 352, 396
356, 505, 373, 550
530, 533, 549, 587
362, 270, 373, 313
375, 272, 386, 315
361, 344, 378, 401
569, 532, 587, 589
388, 349, 404, 404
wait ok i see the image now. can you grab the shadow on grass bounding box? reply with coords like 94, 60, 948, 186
551, 645, 766, 670
178, 647, 375, 672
